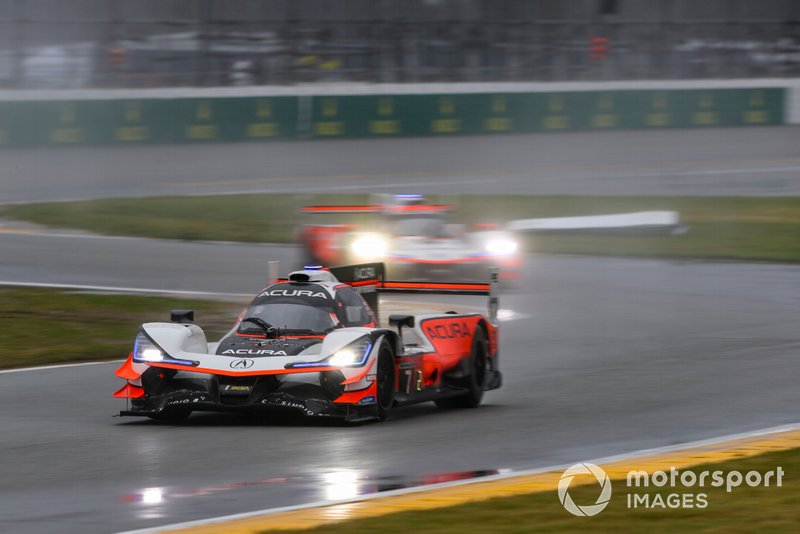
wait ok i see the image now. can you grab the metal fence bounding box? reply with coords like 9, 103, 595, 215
1, 0, 799, 89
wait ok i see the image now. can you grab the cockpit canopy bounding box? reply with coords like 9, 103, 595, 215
238, 281, 375, 336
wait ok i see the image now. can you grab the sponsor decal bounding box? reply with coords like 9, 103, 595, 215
358, 395, 376, 405
222, 385, 252, 392
266, 289, 327, 298
166, 396, 207, 406
425, 322, 470, 340
262, 397, 315, 416
222, 349, 287, 356
229, 359, 255, 369
221, 384, 252, 395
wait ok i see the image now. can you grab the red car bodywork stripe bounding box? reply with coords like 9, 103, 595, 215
380, 281, 491, 291
340, 359, 376, 385
348, 279, 379, 287
333, 381, 377, 404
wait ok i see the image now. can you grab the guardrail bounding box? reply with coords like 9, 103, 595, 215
0, 82, 787, 146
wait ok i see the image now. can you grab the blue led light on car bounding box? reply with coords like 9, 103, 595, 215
304, 265, 324, 270
287, 361, 334, 369
354, 342, 372, 366
156, 356, 197, 366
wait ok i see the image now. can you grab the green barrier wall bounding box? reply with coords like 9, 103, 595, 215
0, 88, 784, 146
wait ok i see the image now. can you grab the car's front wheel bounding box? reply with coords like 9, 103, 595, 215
376, 341, 395, 421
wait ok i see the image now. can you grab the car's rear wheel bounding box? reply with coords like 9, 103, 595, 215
435, 327, 487, 409
147, 407, 192, 424
376, 342, 395, 421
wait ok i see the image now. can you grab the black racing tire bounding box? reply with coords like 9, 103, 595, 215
435, 327, 487, 409
147, 407, 192, 424
376, 341, 395, 421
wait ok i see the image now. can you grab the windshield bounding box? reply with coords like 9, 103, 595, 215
394, 217, 448, 238
239, 303, 335, 334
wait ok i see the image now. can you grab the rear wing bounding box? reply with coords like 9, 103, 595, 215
329, 263, 384, 318
300, 194, 455, 215
301, 205, 384, 214
301, 202, 452, 216
330, 263, 500, 327
379, 281, 490, 295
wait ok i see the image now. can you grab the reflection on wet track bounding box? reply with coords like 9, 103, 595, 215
121, 468, 505, 511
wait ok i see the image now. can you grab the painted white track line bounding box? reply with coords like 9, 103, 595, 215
0, 360, 124, 375
118, 421, 800, 534
0, 226, 296, 248
0, 280, 251, 299
0, 282, 248, 375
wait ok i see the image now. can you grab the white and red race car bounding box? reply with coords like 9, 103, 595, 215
114, 263, 502, 423
300, 195, 522, 283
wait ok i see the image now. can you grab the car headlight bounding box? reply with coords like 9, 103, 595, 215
486, 238, 518, 256
327, 337, 372, 367
132, 331, 197, 366
133, 332, 165, 362
350, 234, 388, 260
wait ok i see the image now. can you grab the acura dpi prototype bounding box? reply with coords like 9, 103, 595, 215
114, 264, 502, 423
300, 195, 521, 282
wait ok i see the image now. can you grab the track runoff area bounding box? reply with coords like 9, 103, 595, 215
119, 423, 800, 533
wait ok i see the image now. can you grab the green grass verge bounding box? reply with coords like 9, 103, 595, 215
0, 287, 241, 369
4, 195, 800, 262
270, 447, 800, 533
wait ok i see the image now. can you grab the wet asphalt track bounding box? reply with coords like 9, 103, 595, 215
0, 236, 799, 533
0, 127, 799, 533
2, 126, 800, 202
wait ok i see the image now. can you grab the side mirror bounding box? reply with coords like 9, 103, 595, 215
389, 315, 414, 328
389, 314, 414, 339
171, 309, 195, 324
